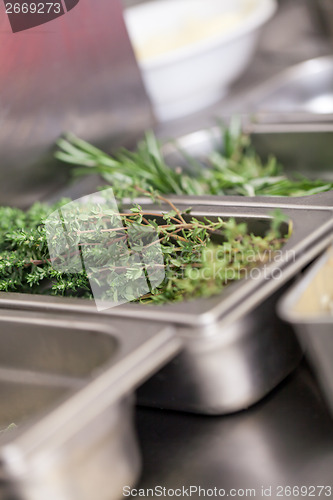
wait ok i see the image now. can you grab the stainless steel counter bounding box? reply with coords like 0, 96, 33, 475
0, 0, 153, 209
135, 363, 333, 498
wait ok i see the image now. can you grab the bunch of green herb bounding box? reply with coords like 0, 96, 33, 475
0, 193, 289, 305
1, 123, 300, 304
0, 423, 17, 435
56, 124, 333, 199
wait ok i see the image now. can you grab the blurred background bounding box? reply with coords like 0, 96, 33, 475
122, 0, 333, 134
1, 0, 333, 205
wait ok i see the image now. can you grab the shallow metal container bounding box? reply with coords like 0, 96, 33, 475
278, 244, 333, 418
224, 56, 333, 117
163, 126, 333, 200
1, 194, 332, 414
0, 310, 178, 500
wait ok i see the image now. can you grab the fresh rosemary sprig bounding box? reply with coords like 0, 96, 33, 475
56, 125, 333, 199
0, 423, 17, 435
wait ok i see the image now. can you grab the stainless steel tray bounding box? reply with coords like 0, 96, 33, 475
278, 244, 333, 418
162, 126, 333, 199
224, 56, 333, 117
1, 197, 332, 415
0, 310, 178, 500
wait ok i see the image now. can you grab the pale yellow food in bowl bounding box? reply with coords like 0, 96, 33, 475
135, 8, 252, 63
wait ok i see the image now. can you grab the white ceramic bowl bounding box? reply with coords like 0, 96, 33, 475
125, 0, 277, 122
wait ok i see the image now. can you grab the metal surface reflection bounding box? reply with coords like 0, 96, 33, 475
0, 0, 153, 208
135, 364, 333, 495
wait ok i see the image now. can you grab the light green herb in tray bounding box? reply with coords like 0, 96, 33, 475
0, 423, 17, 435
55, 123, 333, 199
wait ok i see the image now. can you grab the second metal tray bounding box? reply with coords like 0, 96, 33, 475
162, 126, 333, 205
0, 310, 178, 500
0, 197, 332, 414
278, 244, 333, 418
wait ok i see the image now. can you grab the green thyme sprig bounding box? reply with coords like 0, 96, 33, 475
0, 192, 288, 305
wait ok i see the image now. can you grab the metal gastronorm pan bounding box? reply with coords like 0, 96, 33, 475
223, 56, 333, 117
0, 194, 332, 415
278, 244, 333, 418
162, 125, 333, 201
0, 310, 178, 500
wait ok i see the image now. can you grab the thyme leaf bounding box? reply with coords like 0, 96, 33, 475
0, 194, 287, 305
